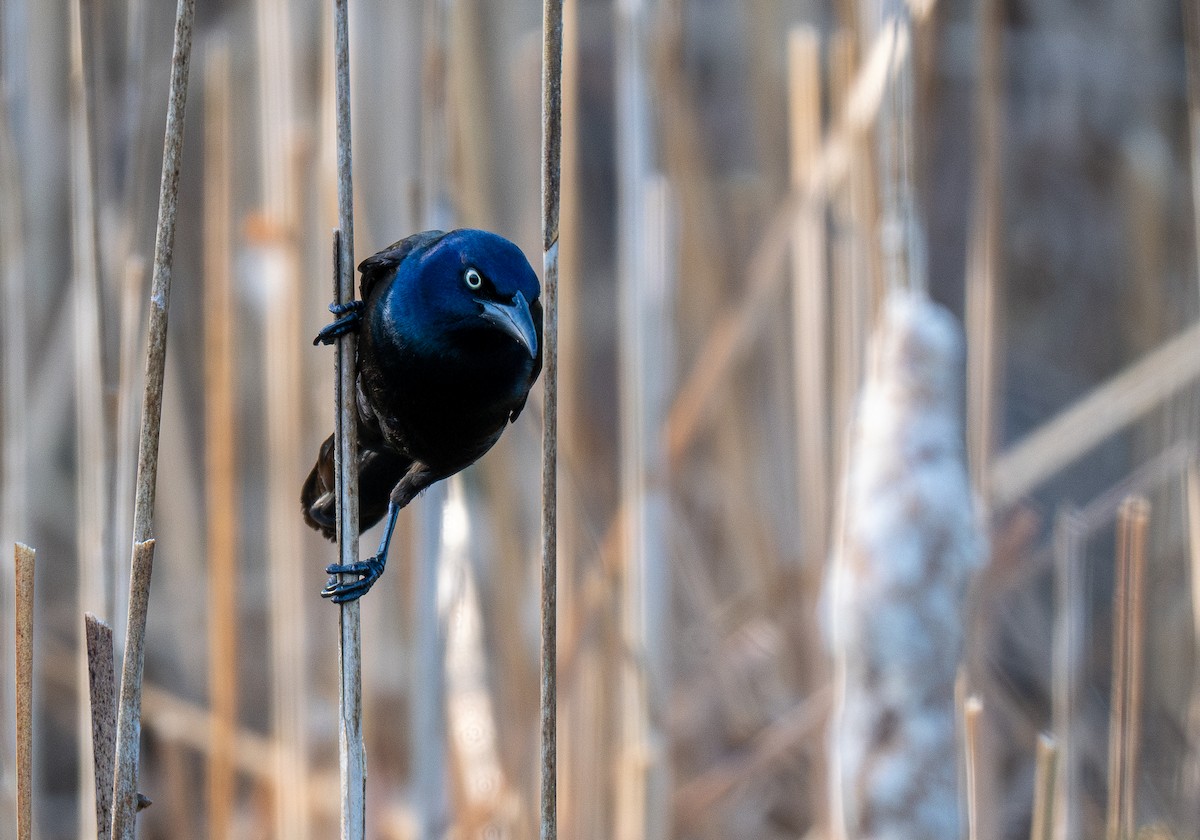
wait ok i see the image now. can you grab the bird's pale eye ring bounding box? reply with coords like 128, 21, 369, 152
464, 267, 483, 290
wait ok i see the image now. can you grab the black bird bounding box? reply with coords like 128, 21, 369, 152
303, 229, 542, 602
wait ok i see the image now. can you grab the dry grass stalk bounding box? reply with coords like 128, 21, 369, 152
827, 291, 982, 839
85, 613, 117, 840
69, 1, 111, 834
614, 0, 671, 823
1106, 497, 1149, 840
0, 40, 29, 831
254, 1, 310, 834
203, 38, 237, 840
1184, 0, 1200, 276
113, 0, 195, 832
1031, 734, 1059, 840
828, 30, 875, 480
541, 1, 564, 837
965, 0, 1004, 499
990, 321, 1200, 508
788, 26, 830, 567
128, 0, 194, 547
14, 543, 34, 840
964, 695, 983, 840
1188, 462, 1200, 652
332, 0, 366, 830
110, 538, 156, 840
1052, 506, 1083, 840
441, 482, 517, 837
111, 255, 147, 648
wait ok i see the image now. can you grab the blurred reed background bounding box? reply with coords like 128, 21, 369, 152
2, 0, 1200, 837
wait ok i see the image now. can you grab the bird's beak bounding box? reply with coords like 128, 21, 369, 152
478, 290, 538, 359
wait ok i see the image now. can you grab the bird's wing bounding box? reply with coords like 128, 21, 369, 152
357, 230, 447, 301
509, 295, 544, 423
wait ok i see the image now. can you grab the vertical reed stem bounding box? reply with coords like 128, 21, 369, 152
1105, 497, 1148, 840
788, 26, 829, 567
965, 0, 1004, 499
203, 38, 237, 840
963, 695, 983, 840
541, 2, 564, 838
110, 539, 156, 840
1183, 0, 1200, 296
1031, 734, 1059, 840
331, 0, 364, 834
85, 613, 116, 840
1053, 507, 1083, 840
14, 543, 34, 840
70, 1, 109, 834
112, 0, 194, 835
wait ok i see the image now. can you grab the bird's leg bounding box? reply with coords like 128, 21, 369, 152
321, 498, 399, 603
313, 300, 365, 346
320, 463, 439, 603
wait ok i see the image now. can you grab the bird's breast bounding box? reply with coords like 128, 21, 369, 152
358, 311, 535, 470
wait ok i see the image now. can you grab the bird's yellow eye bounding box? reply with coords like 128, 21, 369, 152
464, 268, 483, 290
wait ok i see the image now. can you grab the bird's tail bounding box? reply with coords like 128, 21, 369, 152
301, 433, 412, 541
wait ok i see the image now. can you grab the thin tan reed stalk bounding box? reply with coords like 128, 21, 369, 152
112, 0, 195, 835
0, 30, 29, 840
1184, 0, 1200, 293
788, 26, 829, 568
203, 37, 237, 840
111, 539, 156, 840
14, 543, 34, 840
332, 0, 365, 832
1053, 506, 1083, 840
964, 696, 983, 840
1031, 734, 1059, 840
965, 0, 1004, 499
1106, 497, 1148, 840
69, 1, 110, 835
254, 0, 311, 834
541, 0, 564, 837
85, 613, 116, 840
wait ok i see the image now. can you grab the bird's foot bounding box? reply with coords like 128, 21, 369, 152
313, 300, 364, 346
321, 555, 385, 603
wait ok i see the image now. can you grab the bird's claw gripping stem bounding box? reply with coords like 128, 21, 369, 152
321, 555, 385, 603
313, 299, 364, 345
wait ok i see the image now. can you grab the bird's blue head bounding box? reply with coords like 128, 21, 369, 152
391, 229, 541, 360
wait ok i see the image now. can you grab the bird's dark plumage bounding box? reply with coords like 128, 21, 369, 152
302, 229, 542, 601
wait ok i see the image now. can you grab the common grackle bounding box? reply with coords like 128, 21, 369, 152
302, 229, 542, 602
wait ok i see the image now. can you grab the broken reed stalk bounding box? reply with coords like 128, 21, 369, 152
965, 0, 1004, 499
203, 37, 237, 840
963, 696, 983, 840
85, 613, 116, 840
788, 26, 829, 567
541, 1, 564, 838
1031, 734, 1059, 840
331, 0, 364, 836
111, 1, 195, 833
110, 539, 156, 840
14, 543, 34, 840
1052, 507, 1083, 840
1106, 497, 1148, 840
